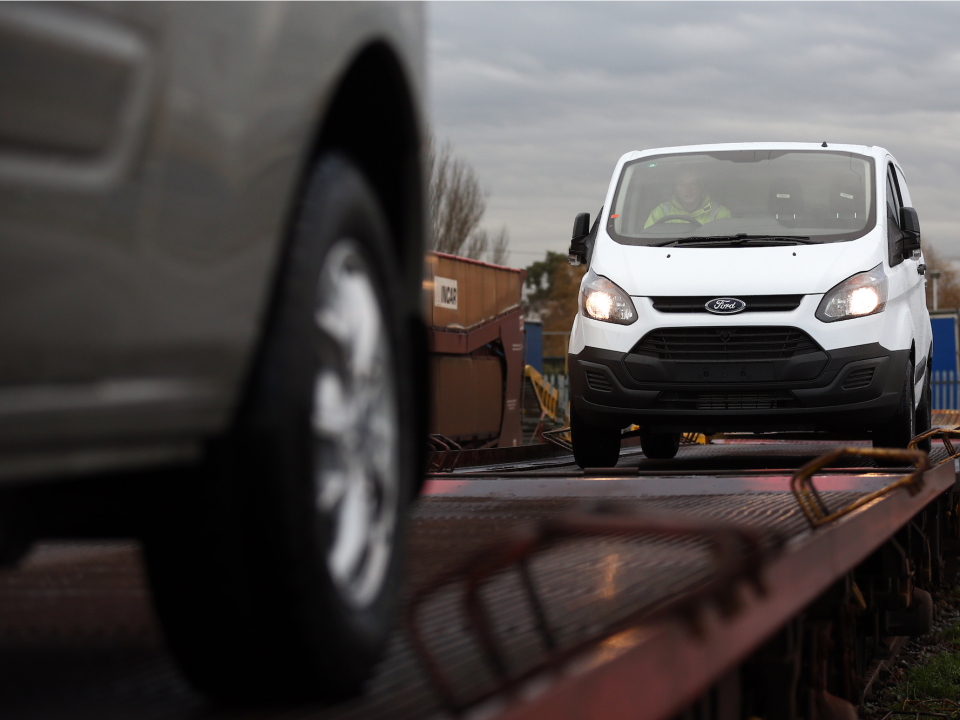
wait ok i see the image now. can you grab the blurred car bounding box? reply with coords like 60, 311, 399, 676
0, 1, 427, 701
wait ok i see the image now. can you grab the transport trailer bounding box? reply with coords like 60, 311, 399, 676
0, 436, 958, 719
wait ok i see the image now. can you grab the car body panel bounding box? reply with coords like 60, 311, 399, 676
0, 2, 426, 481
591, 237, 886, 298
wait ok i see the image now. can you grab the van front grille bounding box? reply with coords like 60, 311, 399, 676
651, 295, 803, 313
585, 370, 613, 392
632, 326, 821, 361
842, 368, 875, 390
655, 391, 798, 410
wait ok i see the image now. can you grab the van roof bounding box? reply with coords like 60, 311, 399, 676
622, 142, 889, 163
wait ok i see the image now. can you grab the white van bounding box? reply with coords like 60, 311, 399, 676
567, 143, 931, 467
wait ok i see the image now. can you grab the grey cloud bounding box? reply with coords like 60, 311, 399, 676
429, 2, 960, 265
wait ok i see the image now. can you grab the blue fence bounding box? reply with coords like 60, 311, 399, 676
544, 374, 570, 416
933, 370, 960, 410
524, 321, 543, 374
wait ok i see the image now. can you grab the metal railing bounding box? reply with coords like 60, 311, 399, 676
790, 447, 928, 529
543, 373, 569, 413
932, 370, 960, 410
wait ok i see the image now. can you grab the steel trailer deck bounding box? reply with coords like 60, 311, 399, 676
0, 441, 955, 720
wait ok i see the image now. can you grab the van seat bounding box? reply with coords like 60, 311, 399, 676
827, 175, 864, 229
768, 178, 804, 227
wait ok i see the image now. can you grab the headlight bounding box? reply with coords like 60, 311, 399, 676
815, 264, 888, 322
580, 271, 637, 325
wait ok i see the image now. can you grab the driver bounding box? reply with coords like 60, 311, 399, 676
644, 169, 730, 228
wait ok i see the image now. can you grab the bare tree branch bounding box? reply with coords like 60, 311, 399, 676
488, 226, 509, 265
427, 134, 511, 264
462, 228, 488, 260
428, 136, 486, 256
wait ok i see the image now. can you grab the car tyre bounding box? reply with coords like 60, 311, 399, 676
914, 361, 933, 453
142, 154, 415, 701
571, 407, 621, 469
873, 359, 916, 462
640, 432, 681, 460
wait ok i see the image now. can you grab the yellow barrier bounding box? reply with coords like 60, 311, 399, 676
524, 365, 569, 425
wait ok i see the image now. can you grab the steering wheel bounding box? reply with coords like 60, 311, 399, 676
651, 214, 701, 227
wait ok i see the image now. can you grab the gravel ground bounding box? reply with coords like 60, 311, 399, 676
861, 573, 960, 719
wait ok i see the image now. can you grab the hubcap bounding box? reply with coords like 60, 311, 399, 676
310, 239, 399, 609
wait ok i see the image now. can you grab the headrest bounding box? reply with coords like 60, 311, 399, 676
829, 174, 863, 217
768, 178, 804, 218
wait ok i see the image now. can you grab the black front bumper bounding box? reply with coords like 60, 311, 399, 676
569, 342, 910, 434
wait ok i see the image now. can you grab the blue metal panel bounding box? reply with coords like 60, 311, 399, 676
931, 315, 958, 374
524, 321, 543, 374
933, 371, 957, 410
931, 313, 959, 409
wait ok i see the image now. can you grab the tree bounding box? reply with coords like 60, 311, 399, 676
427, 135, 510, 264
487, 226, 511, 266
922, 243, 960, 310
524, 251, 587, 357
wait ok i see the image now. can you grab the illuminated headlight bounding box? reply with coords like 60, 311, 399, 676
815, 264, 888, 322
580, 271, 637, 325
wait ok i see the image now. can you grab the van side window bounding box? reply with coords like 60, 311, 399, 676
585, 207, 602, 265
894, 165, 911, 207
893, 165, 919, 259
887, 164, 904, 266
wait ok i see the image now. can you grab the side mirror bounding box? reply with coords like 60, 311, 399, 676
568, 212, 590, 266
901, 206, 921, 255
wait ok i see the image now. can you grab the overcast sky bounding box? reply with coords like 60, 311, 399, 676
427, 2, 960, 268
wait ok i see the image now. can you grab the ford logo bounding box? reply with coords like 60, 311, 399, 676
705, 298, 746, 314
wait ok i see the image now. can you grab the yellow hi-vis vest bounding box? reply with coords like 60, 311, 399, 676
644, 193, 731, 229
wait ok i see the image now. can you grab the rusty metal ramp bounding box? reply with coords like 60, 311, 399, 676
441, 440, 954, 477
0, 446, 954, 720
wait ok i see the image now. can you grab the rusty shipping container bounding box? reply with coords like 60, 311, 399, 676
424, 252, 524, 447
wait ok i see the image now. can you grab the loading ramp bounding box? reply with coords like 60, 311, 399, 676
0, 439, 957, 720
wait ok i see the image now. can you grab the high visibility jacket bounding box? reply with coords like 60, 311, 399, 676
644, 193, 731, 229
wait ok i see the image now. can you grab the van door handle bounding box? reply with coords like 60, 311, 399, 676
918, 263, 927, 276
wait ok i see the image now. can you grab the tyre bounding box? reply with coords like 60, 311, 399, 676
143, 154, 416, 701
640, 432, 681, 459
571, 407, 621, 469
873, 359, 916, 458
915, 362, 933, 452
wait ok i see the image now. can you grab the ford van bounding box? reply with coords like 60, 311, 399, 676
567, 143, 931, 468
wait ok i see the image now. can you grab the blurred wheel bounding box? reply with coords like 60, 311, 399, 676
311, 238, 402, 609
640, 431, 681, 459
571, 407, 621, 469
143, 154, 413, 701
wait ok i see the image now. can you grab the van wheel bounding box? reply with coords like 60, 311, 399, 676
873, 359, 916, 461
914, 363, 933, 452
571, 407, 621, 469
641, 432, 681, 459
142, 154, 414, 701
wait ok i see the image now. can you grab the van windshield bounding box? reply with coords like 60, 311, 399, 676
608, 150, 876, 246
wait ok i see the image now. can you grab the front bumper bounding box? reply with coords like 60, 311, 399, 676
569, 342, 910, 434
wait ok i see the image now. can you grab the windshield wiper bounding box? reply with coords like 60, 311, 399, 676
655, 233, 814, 247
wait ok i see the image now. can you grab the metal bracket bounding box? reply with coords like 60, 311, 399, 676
541, 426, 573, 452
791, 447, 929, 529
427, 434, 463, 473
908, 426, 960, 464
